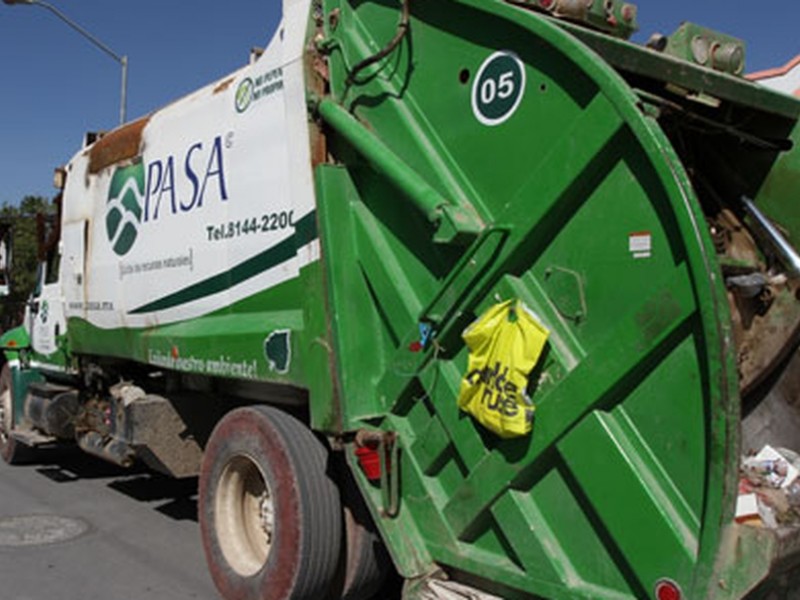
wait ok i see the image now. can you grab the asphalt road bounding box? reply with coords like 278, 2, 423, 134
0, 446, 218, 600
0, 445, 403, 600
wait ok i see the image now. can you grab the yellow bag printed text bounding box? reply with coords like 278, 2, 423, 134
457, 300, 549, 438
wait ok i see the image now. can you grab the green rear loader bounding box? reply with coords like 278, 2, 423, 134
2, 0, 800, 598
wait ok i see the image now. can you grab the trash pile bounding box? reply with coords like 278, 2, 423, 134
737, 445, 800, 528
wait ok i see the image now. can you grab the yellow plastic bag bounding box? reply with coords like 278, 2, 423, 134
457, 299, 549, 438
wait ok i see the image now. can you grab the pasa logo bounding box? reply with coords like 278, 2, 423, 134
104, 136, 228, 256
106, 163, 144, 256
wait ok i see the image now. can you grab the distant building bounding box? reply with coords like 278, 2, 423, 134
748, 55, 800, 97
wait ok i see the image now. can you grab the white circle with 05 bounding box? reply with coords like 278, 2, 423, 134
471, 51, 526, 126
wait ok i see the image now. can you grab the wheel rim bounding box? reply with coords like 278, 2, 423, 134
215, 453, 274, 576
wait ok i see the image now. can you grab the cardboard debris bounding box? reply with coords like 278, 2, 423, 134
742, 445, 799, 489
735, 493, 759, 523
738, 445, 800, 528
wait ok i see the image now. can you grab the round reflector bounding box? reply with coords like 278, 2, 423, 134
655, 579, 682, 600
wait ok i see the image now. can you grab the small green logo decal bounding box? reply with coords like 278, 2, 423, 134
235, 77, 254, 113
472, 51, 526, 126
106, 163, 144, 256
264, 329, 291, 374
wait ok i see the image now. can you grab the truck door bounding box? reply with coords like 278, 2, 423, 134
28, 221, 67, 367
61, 220, 86, 324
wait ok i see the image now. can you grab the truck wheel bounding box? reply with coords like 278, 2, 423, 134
0, 364, 26, 465
339, 468, 391, 600
199, 405, 342, 600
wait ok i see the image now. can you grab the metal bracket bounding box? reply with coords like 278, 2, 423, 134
356, 429, 401, 518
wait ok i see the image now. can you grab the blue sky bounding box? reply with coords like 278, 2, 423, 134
1, 1, 798, 206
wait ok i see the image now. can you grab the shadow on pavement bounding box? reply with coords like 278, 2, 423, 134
32, 444, 141, 480
108, 474, 198, 522
25, 443, 403, 597
29, 444, 198, 522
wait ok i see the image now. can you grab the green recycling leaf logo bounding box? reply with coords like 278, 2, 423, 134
106, 163, 144, 256
264, 329, 291, 374
235, 77, 254, 113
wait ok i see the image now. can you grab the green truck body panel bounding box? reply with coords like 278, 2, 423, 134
312, 0, 800, 597
0, 326, 43, 426
0, 326, 29, 361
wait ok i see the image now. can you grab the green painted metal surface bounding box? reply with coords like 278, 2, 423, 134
0, 326, 39, 425
0, 326, 29, 361
308, 0, 800, 597
557, 20, 800, 120
660, 22, 745, 75
67, 259, 338, 429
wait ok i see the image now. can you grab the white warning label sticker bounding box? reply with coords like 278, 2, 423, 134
629, 232, 652, 259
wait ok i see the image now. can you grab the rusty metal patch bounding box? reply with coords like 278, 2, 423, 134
88, 116, 150, 174
213, 77, 235, 94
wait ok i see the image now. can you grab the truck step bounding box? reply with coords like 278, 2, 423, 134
11, 428, 57, 447
27, 381, 76, 399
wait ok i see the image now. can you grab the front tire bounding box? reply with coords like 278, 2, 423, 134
199, 405, 342, 600
0, 364, 26, 465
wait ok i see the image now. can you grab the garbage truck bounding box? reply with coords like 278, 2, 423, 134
2, 0, 800, 598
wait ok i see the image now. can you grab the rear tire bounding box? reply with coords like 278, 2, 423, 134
199, 405, 342, 600
339, 466, 391, 600
0, 364, 26, 465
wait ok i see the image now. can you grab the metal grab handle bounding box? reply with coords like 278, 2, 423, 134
741, 196, 800, 277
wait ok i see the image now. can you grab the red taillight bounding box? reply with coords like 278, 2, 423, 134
355, 444, 382, 481
655, 579, 682, 600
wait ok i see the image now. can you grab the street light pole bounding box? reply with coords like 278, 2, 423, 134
3, 0, 128, 124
